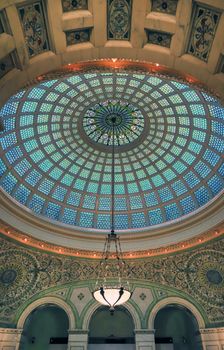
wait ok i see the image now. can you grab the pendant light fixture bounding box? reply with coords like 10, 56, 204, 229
93, 115, 132, 312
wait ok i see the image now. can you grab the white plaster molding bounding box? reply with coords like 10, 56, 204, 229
17, 296, 75, 329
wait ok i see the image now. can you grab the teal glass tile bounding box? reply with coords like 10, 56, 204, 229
62, 208, 77, 225
183, 90, 200, 102
144, 192, 158, 206
0, 101, 19, 115
28, 87, 46, 99
79, 212, 93, 227
208, 105, 224, 119
115, 214, 128, 229
97, 214, 111, 229
148, 208, 163, 225
115, 197, 127, 211
130, 196, 143, 209
0, 132, 17, 150
203, 149, 219, 167
171, 180, 187, 196
52, 186, 67, 202
209, 136, 224, 152
98, 197, 111, 211
25, 169, 42, 186
165, 203, 180, 220
1, 173, 17, 192
194, 186, 210, 206
45, 202, 61, 220
158, 187, 173, 201
5, 146, 23, 163
14, 159, 31, 176
183, 171, 200, 188
29, 194, 45, 214
22, 101, 38, 112
131, 212, 146, 228
180, 196, 196, 214
14, 184, 30, 205
208, 175, 223, 195
67, 191, 81, 206
38, 179, 55, 195
83, 194, 96, 209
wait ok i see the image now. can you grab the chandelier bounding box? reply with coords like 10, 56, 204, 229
92, 114, 132, 312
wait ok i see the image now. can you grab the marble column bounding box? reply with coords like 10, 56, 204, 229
67, 329, 88, 350
196, 327, 224, 350
135, 329, 156, 350
0, 328, 23, 350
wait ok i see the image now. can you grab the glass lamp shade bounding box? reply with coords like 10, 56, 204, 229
93, 287, 131, 311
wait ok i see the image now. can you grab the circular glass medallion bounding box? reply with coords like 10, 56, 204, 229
82, 100, 145, 146
1, 269, 17, 284
206, 269, 223, 285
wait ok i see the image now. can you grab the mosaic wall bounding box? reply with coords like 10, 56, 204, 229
151, 0, 178, 15
187, 4, 220, 62
65, 28, 91, 45
0, 234, 223, 326
147, 30, 172, 47
107, 0, 132, 40
0, 52, 17, 79
18, 1, 50, 57
61, 0, 88, 12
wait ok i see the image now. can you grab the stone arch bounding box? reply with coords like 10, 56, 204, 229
17, 296, 75, 330
82, 301, 141, 331
148, 297, 205, 330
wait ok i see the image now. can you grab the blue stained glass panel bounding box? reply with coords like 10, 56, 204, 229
0, 72, 223, 230
165, 203, 180, 220
62, 208, 77, 225
29, 194, 45, 214
79, 212, 93, 227
45, 202, 61, 220
194, 187, 210, 206
148, 209, 163, 225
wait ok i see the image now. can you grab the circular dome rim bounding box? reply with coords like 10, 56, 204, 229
0, 60, 223, 254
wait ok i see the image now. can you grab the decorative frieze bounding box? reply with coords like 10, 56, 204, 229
0, 234, 224, 325
187, 4, 220, 62
18, 1, 50, 57
147, 30, 172, 47
107, 0, 132, 40
151, 0, 178, 15
65, 28, 91, 45
62, 0, 88, 12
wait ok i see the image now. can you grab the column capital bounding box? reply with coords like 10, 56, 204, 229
68, 329, 89, 335
0, 328, 23, 335
198, 327, 224, 334
135, 329, 155, 335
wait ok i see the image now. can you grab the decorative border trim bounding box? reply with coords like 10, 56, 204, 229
27, 59, 223, 104
0, 219, 223, 259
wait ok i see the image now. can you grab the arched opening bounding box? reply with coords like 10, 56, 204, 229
19, 304, 69, 350
154, 304, 202, 350
88, 306, 135, 350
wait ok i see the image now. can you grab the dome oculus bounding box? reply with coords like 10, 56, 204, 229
82, 100, 145, 146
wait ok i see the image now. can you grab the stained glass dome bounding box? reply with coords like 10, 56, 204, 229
0, 72, 223, 231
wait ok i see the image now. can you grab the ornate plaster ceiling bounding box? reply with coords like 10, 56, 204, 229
0, 0, 224, 254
